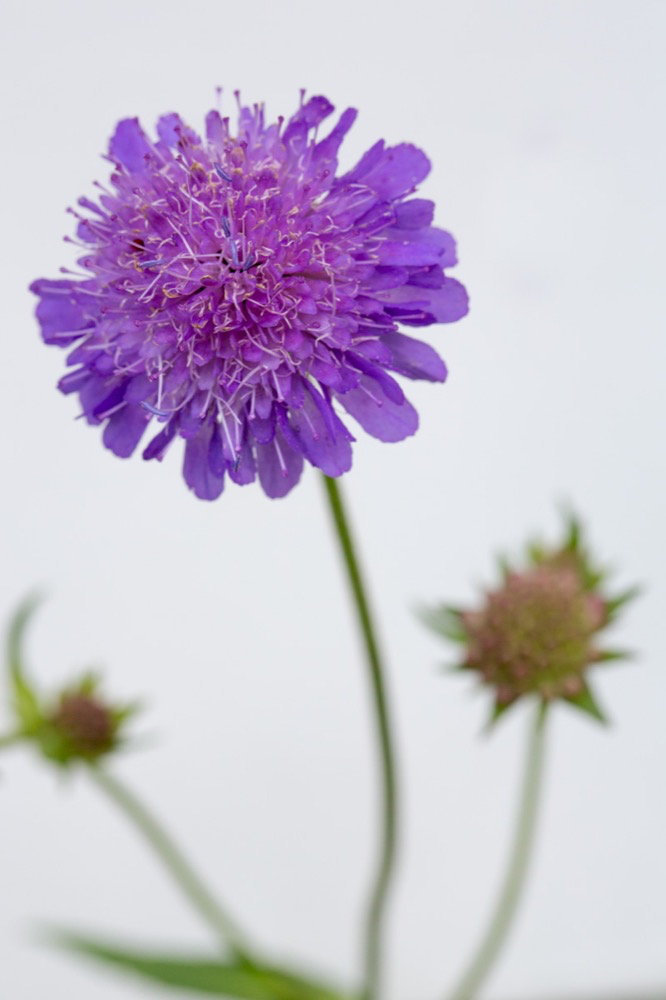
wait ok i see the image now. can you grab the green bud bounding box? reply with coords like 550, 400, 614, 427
2, 596, 136, 767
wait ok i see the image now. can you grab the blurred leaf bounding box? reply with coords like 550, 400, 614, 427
437, 662, 467, 675
563, 682, 608, 725
5, 594, 43, 732
55, 934, 350, 1000
606, 585, 641, 619
527, 539, 546, 565
595, 648, 634, 663
562, 508, 581, 552
484, 696, 519, 732
417, 605, 467, 643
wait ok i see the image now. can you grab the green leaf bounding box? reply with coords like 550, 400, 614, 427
595, 648, 634, 663
563, 682, 608, 725
606, 585, 641, 620
527, 539, 546, 566
54, 934, 350, 1000
437, 661, 467, 675
563, 509, 581, 552
484, 696, 519, 732
6, 593, 43, 732
417, 605, 467, 643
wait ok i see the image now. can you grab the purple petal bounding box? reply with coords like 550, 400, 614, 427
208, 423, 225, 476
143, 419, 178, 461
408, 265, 445, 289
32, 286, 93, 345
348, 353, 404, 405
30, 277, 76, 296
310, 358, 342, 388
342, 140, 385, 184
287, 385, 353, 477
356, 143, 431, 201
248, 408, 276, 445
355, 201, 396, 235
377, 239, 444, 267
92, 382, 127, 420
381, 227, 457, 268
377, 277, 469, 323
394, 199, 435, 229
228, 434, 256, 486
79, 377, 114, 423
58, 367, 90, 395
255, 426, 304, 499
364, 267, 409, 291
157, 113, 201, 149
205, 109, 227, 147
425, 278, 470, 323
109, 118, 152, 173
313, 108, 358, 164
183, 424, 225, 500
337, 375, 419, 443
383, 332, 447, 383
283, 95, 335, 147
103, 403, 149, 458
156, 113, 183, 148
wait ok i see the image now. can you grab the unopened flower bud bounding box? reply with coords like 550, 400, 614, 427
3, 596, 137, 766
50, 693, 115, 758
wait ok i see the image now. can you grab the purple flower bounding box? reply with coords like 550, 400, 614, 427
31, 94, 468, 499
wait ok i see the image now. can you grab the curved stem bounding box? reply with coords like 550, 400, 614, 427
321, 475, 398, 1000
88, 765, 253, 962
448, 701, 548, 1000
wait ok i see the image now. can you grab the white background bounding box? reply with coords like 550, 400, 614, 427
0, 2, 664, 998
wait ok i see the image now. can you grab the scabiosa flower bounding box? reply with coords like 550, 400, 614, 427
30, 93, 468, 499
421, 516, 637, 724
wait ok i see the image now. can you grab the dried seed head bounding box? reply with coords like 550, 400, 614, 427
463, 565, 605, 703
421, 514, 638, 725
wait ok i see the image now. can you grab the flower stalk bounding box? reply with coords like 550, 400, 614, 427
88, 764, 254, 962
321, 475, 398, 1000
448, 701, 548, 1000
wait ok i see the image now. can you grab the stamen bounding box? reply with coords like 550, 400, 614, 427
229, 239, 239, 269
273, 435, 288, 476
141, 401, 171, 418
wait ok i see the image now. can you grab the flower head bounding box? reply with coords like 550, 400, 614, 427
30, 93, 467, 499
421, 515, 637, 724
2, 596, 135, 767
35, 676, 131, 766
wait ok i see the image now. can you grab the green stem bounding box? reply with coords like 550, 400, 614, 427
448, 702, 548, 1000
0, 731, 23, 750
321, 475, 398, 1000
88, 765, 253, 961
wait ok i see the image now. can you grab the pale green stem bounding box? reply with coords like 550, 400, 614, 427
88, 765, 253, 962
448, 702, 548, 1000
0, 731, 23, 749
321, 475, 398, 1000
